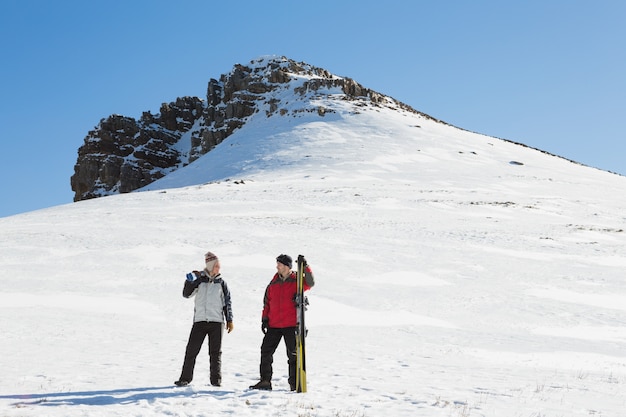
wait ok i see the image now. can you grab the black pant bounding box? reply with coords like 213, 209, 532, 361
260, 327, 296, 385
179, 321, 223, 384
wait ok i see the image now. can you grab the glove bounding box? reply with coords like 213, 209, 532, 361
226, 321, 234, 333
186, 271, 205, 281
193, 270, 211, 283
261, 318, 269, 334
187, 271, 209, 288
300, 255, 308, 267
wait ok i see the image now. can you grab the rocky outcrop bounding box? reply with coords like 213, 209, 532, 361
71, 97, 204, 200
71, 56, 435, 201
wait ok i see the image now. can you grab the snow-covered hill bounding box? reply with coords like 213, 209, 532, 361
2, 72, 626, 416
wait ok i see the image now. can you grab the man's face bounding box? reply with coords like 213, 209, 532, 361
276, 262, 290, 276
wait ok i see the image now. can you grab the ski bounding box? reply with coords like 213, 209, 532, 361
295, 254, 308, 393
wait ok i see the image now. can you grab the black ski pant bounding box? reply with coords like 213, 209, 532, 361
179, 321, 223, 385
259, 326, 296, 386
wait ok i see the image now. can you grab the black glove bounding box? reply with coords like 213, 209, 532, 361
194, 270, 210, 283
261, 318, 269, 334
187, 271, 209, 289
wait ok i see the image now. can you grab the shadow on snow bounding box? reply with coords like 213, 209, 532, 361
1, 385, 233, 407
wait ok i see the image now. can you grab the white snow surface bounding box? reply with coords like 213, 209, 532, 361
2, 97, 626, 417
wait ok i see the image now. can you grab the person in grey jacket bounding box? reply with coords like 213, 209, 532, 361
175, 251, 234, 387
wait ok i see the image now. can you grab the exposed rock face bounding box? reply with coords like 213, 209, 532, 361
71, 56, 433, 201
71, 97, 204, 200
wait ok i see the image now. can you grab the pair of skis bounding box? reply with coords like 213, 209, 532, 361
295, 255, 308, 393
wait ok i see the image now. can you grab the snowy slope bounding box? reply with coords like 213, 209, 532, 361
2, 92, 626, 417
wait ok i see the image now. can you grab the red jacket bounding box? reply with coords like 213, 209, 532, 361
262, 267, 314, 328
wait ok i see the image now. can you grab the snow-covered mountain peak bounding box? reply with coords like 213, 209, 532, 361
70, 56, 435, 202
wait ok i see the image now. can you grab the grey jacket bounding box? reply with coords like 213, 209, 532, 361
183, 274, 233, 323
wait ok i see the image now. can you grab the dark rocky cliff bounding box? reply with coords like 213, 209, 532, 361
71, 56, 431, 201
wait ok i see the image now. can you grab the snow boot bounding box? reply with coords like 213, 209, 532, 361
249, 380, 272, 390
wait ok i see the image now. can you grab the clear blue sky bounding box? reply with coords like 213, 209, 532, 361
1, 0, 625, 218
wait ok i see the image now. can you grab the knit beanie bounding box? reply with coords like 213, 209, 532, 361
205, 251, 218, 272
276, 254, 292, 269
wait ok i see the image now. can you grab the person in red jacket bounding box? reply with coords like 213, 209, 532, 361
249, 254, 315, 391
